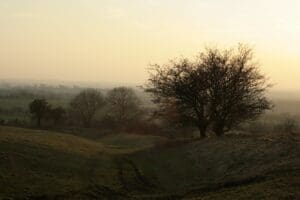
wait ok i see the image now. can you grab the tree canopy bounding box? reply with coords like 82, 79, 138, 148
146, 44, 272, 137
106, 87, 141, 124
70, 89, 105, 127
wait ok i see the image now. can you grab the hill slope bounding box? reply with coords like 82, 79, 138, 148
128, 136, 300, 199
0, 126, 299, 199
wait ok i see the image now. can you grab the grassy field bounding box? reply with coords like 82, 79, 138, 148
0, 126, 299, 199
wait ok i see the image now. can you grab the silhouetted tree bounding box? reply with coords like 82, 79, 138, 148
29, 99, 50, 127
146, 58, 211, 137
281, 114, 297, 134
146, 44, 272, 137
70, 89, 104, 127
106, 87, 141, 124
204, 45, 272, 136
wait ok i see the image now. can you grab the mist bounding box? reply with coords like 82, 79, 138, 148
0, 1, 299, 199
1, 0, 300, 90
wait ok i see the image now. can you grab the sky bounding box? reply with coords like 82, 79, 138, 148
0, 0, 299, 90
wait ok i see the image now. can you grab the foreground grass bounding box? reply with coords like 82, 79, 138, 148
0, 126, 299, 199
0, 126, 166, 199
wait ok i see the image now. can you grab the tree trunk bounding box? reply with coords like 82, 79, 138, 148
83, 116, 92, 128
37, 117, 41, 127
84, 121, 90, 128
198, 126, 207, 138
214, 126, 224, 137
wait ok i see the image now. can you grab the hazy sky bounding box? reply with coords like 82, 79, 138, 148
0, 0, 299, 90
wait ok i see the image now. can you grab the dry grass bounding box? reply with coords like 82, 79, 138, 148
0, 125, 299, 199
0, 126, 104, 156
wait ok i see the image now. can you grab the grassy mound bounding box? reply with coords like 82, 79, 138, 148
0, 126, 299, 199
127, 136, 300, 199
0, 126, 104, 156
0, 126, 166, 199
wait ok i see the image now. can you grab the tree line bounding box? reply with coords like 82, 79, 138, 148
28, 44, 274, 137
29, 87, 143, 129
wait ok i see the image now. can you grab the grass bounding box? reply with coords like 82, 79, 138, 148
126, 136, 300, 197
0, 126, 299, 199
0, 126, 105, 156
0, 126, 166, 199
100, 133, 168, 149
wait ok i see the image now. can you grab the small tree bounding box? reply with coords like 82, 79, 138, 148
146, 44, 272, 137
48, 106, 65, 126
105, 87, 141, 124
29, 99, 50, 127
281, 115, 297, 134
70, 89, 105, 127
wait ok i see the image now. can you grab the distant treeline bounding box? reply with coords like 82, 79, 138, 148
0, 84, 93, 98
0, 85, 163, 135
0, 45, 299, 137
0, 83, 299, 138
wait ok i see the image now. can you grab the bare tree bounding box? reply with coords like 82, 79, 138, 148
48, 106, 65, 127
146, 59, 211, 138
146, 44, 272, 137
203, 45, 272, 136
70, 89, 105, 128
106, 87, 141, 124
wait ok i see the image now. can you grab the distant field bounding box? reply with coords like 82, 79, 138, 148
0, 87, 151, 122
1, 87, 300, 126
0, 126, 299, 199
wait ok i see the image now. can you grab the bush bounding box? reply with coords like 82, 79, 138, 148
278, 115, 297, 134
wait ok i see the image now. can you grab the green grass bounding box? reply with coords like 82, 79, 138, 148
0, 126, 104, 156
100, 133, 167, 149
0, 126, 299, 199
127, 136, 300, 199
0, 126, 166, 199
0, 127, 115, 199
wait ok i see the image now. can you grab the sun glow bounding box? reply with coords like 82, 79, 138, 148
0, 0, 299, 90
